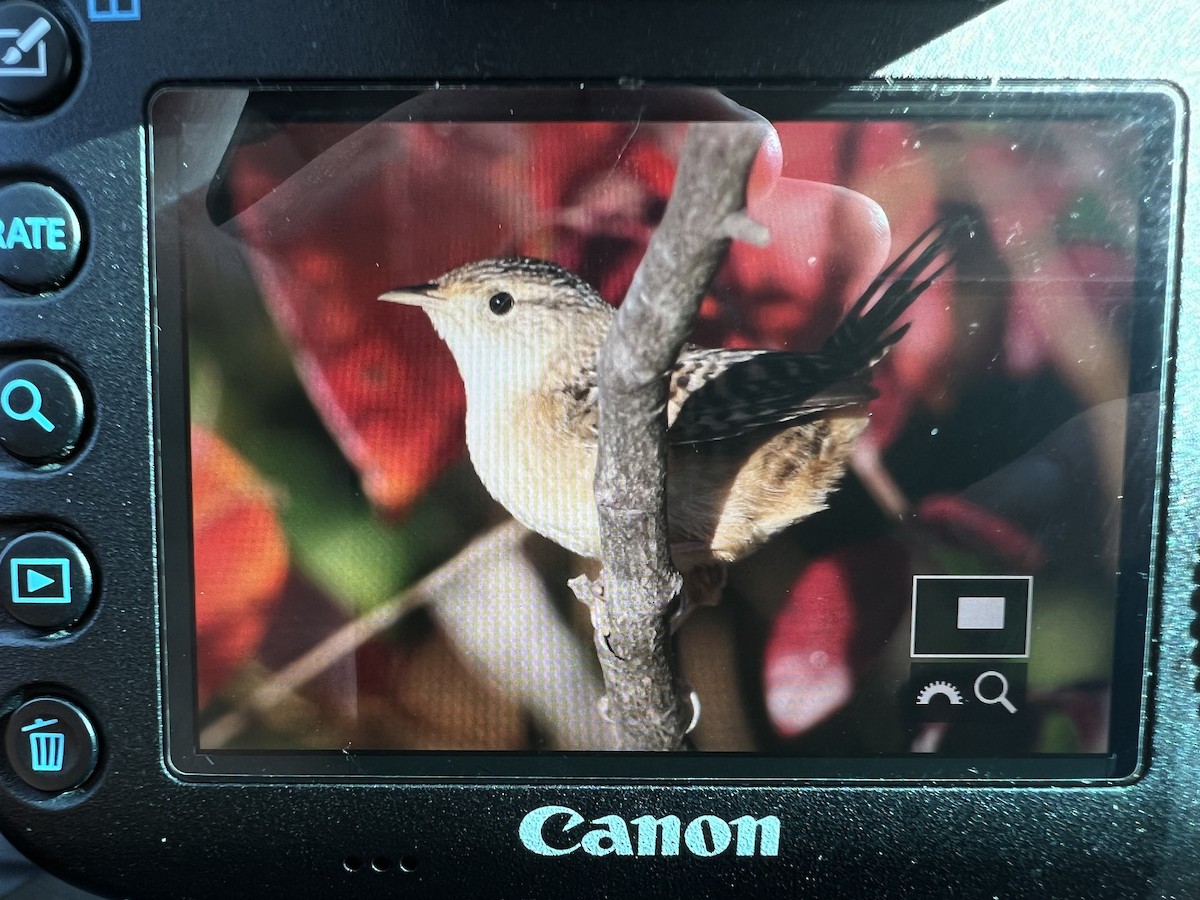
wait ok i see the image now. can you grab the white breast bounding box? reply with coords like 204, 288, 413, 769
464, 393, 603, 559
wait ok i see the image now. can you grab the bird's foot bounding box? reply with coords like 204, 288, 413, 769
568, 572, 620, 657
671, 564, 727, 633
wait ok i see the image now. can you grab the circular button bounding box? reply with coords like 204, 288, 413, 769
0, 182, 82, 292
0, 3, 76, 115
0, 359, 85, 462
4, 697, 98, 792
0, 531, 94, 629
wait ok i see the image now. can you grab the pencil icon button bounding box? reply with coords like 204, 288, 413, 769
0, 3, 75, 114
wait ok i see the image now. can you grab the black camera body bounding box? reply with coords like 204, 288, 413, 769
1, 1, 1197, 897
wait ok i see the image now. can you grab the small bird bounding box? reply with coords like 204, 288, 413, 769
381, 222, 954, 572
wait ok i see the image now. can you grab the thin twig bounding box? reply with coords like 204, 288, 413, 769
200, 520, 529, 748
850, 441, 912, 522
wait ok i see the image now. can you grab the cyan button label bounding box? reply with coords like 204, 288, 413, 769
88, 0, 141, 22
0, 215, 68, 250
10, 557, 71, 604
22, 717, 65, 772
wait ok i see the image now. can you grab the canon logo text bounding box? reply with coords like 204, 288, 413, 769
518, 805, 781, 858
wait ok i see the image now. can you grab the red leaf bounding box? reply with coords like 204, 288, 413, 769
191, 427, 289, 705
763, 538, 910, 737
228, 123, 523, 514
720, 178, 891, 350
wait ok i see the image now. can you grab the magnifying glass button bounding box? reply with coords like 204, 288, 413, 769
0, 358, 85, 463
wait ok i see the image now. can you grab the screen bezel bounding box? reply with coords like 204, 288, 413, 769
150, 81, 1181, 784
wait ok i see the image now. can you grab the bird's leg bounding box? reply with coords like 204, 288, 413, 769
672, 562, 727, 633
568, 572, 620, 725
671, 564, 725, 739
680, 683, 702, 737
568, 572, 622, 660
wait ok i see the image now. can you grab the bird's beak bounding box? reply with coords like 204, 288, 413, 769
379, 282, 441, 307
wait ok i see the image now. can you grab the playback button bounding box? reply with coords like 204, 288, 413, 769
0, 531, 94, 630
4, 697, 98, 793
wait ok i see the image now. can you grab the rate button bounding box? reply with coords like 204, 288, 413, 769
0, 182, 81, 292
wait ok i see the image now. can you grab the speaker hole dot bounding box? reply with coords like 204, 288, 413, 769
343, 856, 365, 873
372, 856, 394, 873
399, 855, 419, 873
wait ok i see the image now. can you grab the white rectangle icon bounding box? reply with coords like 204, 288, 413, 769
957, 596, 1006, 630
910, 575, 1033, 659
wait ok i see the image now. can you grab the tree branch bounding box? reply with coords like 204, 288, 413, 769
589, 121, 768, 750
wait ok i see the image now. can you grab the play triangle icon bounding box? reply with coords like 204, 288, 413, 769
25, 569, 56, 593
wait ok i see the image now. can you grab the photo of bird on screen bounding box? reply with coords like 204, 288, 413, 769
379, 224, 952, 573
181, 93, 1135, 759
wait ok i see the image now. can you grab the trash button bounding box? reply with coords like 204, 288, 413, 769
4, 697, 98, 792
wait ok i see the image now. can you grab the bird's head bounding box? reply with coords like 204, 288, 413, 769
380, 257, 614, 393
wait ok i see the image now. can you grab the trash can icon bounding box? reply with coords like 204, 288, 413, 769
22, 717, 65, 773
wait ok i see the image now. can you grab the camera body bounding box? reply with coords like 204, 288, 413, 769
1, 1, 1198, 897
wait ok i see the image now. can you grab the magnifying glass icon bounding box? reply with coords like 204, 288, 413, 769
974, 670, 1017, 714
1, 379, 55, 433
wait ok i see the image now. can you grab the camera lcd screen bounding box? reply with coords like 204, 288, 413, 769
150, 85, 1178, 781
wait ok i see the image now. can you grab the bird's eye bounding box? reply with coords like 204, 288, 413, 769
488, 291, 515, 315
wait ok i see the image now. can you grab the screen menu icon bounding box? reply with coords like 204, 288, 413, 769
910, 575, 1032, 659
908, 663, 1028, 724
87, 0, 140, 23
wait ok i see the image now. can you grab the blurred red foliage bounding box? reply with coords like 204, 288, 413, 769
915, 493, 1045, 572
762, 538, 910, 737
191, 426, 289, 705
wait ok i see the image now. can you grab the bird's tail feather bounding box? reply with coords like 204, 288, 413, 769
821, 216, 965, 376
665, 216, 966, 445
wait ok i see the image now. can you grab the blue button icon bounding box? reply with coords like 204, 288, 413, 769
10, 557, 71, 604
6, 698, 99, 791
88, 0, 141, 22
1, 533, 92, 630
22, 717, 65, 772
1, 378, 54, 432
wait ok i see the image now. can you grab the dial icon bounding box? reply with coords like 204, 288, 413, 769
915, 680, 964, 705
